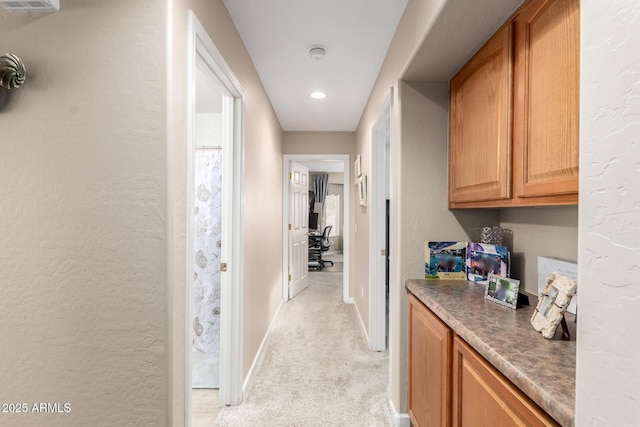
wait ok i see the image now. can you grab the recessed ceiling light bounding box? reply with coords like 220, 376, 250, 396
310, 91, 327, 99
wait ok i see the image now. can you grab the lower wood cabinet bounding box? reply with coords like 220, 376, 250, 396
408, 293, 451, 427
409, 294, 559, 427
452, 337, 558, 427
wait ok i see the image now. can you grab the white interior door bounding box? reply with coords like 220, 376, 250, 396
288, 162, 309, 299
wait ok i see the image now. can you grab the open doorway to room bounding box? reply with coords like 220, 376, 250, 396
307, 162, 346, 274
190, 55, 223, 420
186, 11, 244, 427
282, 155, 350, 304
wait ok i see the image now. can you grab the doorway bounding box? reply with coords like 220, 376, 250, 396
191, 69, 223, 389
369, 91, 392, 352
282, 155, 350, 303
186, 11, 244, 426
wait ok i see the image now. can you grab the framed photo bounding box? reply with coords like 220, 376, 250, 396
425, 241, 467, 280
357, 175, 367, 206
466, 243, 510, 284
354, 155, 362, 183
485, 274, 520, 309
531, 273, 577, 339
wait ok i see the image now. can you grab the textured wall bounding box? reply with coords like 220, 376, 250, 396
0, 1, 167, 426
167, 1, 284, 423
576, 1, 640, 424
395, 81, 500, 412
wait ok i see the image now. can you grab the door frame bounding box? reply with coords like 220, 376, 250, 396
282, 154, 350, 303
186, 10, 245, 418
369, 90, 393, 352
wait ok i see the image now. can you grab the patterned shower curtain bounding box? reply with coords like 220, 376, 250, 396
193, 149, 222, 356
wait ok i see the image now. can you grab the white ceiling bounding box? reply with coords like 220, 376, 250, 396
223, 0, 409, 132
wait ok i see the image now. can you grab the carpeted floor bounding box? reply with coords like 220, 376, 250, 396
213, 269, 391, 426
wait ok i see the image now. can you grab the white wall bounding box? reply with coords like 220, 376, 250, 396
0, 1, 167, 425
576, 1, 640, 424
195, 113, 222, 147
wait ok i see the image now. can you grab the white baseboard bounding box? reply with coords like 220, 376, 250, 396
243, 300, 284, 394
389, 398, 410, 427
350, 299, 369, 345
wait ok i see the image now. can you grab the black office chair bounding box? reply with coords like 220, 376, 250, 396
308, 225, 333, 269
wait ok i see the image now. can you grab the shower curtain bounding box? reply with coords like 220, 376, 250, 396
193, 149, 222, 359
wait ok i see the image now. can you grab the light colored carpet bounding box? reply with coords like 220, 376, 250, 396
319, 252, 343, 272
213, 270, 391, 426
321, 261, 343, 273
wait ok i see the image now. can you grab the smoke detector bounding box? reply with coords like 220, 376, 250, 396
0, 0, 59, 12
309, 46, 326, 61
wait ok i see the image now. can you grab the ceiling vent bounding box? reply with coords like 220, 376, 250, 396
0, 0, 59, 12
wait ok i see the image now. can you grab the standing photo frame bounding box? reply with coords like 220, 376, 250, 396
485, 274, 520, 309
531, 273, 577, 339
425, 241, 467, 280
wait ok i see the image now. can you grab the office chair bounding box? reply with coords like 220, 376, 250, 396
308, 225, 333, 270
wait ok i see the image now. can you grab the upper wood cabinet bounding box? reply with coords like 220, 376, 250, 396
514, 0, 580, 199
449, 24, 513, 204
448, 0, 579, 208
408, 293, 451, 427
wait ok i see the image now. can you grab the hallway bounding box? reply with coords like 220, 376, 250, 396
213, 265, 390, 426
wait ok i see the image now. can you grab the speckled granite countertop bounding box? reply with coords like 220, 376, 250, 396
406, 279, 576, 427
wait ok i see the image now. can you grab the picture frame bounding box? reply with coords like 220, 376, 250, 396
531, 273, 577, 339
485, 274, 520, 309
354, 155, 362, 183
424, 241, 467, 280
357, 175, 367, 206
466, 242, 510, 284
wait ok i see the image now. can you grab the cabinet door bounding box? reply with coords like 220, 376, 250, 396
514, 0, 579, 198
408, 294, 452, 427
452, 337, 558, 427
449, 23, 514, 204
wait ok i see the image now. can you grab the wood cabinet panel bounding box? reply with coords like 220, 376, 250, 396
452, 337, 558, 427
409, 293, 452, 427
515, 0, 580, 198
448, 0, 580, 207
449, 23, 513, 203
